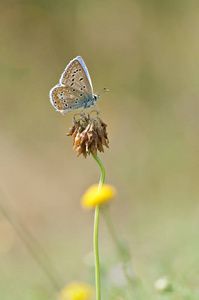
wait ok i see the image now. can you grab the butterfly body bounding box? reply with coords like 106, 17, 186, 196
49, 56, 99, 114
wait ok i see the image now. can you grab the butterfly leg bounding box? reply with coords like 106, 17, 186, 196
87, 104, 100, 118
89, 105, 101, 118
88, 103, 100, 113
77, 108, 86, 118
73, 109, 86, 121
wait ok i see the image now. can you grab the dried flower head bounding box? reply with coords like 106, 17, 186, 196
67, 112, 109, 158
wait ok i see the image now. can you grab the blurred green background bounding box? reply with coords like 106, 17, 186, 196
1, 0, 199, 299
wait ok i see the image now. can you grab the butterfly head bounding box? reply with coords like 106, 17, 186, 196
93, 94, 100, 102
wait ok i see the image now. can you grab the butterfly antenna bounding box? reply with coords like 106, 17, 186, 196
96, 87, 109, 96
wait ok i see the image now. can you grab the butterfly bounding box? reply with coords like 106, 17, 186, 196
49, 56, 101, 115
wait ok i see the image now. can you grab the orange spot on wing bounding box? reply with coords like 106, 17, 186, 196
56, 100, 60, 105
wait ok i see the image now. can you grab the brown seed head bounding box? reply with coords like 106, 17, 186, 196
67, 112, 109, 158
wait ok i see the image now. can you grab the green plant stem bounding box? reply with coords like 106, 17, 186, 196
91, 153, 106, 189
91, 152, 106, 300
94, 205, 101, 300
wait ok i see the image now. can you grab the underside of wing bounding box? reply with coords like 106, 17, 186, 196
49, 84, 88, 114
59, 56, 93, 96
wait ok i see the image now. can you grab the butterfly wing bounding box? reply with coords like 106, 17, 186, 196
49, 84, 89, 114
59, 56, 93, 96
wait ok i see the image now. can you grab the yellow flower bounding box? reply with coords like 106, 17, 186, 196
59, 281, 94, 300
81, 184, 116, 209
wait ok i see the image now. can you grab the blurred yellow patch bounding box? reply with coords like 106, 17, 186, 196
59, 281, 94, 300
81, 184, 116, 209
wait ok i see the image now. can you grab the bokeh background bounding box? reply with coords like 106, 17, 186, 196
1, 0, 199, 299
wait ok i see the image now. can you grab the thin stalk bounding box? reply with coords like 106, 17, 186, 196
0, 188, 61, 293
91, 153, 106, 189
91, 152, 105, 300
94, 205, 101, 300
102, 207, 134, 289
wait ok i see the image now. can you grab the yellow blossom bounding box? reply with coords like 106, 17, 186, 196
81, 184, 116, 209
59, 281, 94, 300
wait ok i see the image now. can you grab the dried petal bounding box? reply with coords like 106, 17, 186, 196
82, 151, 87, 159
66, 125, 75, 136
97, 139, 104, 152
85, 140, 90, 153
90, 141, 97, 156
77, 143, 86, 157
87, 131, 94, 143
72, 128, 78, 145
